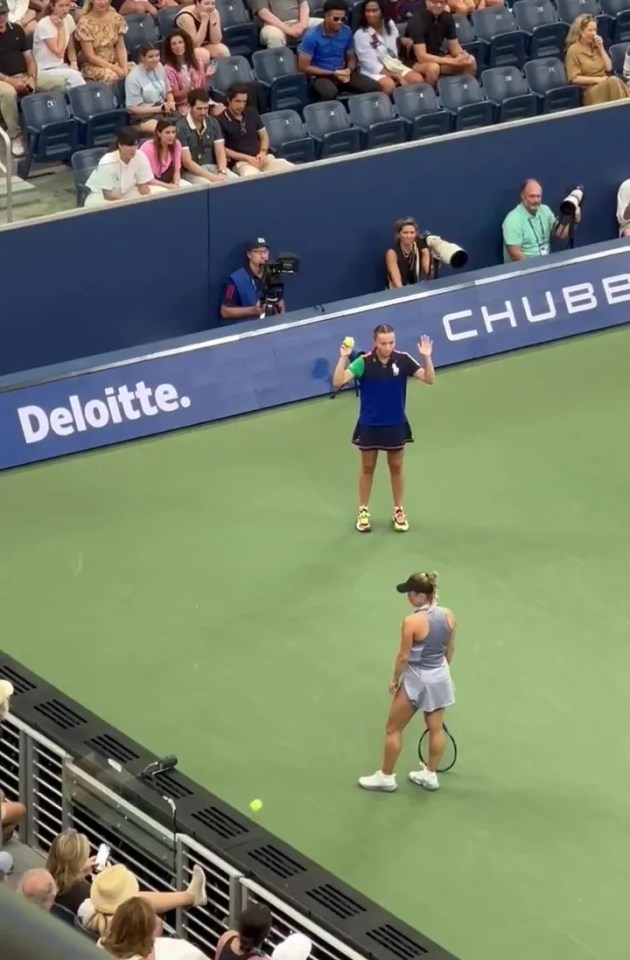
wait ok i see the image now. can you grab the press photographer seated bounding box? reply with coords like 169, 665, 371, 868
502, 179, 579, 263
385, 218, 432, 288
220, 238, 285, 323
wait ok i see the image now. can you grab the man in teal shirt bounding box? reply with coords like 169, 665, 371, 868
502, 179, 578, 263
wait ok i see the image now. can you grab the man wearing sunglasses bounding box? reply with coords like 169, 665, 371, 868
298, 0, 380, 100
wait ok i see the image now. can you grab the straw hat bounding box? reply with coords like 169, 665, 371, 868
272, 934, 313, 960
90, 864, 139, 915
0, 681, 14, 706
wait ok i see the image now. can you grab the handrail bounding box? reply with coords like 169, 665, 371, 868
0, 126, 14, 224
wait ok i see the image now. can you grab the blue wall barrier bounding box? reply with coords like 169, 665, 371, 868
1, 242, 629, 470
0, 101, 629, 379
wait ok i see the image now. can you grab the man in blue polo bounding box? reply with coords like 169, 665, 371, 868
220, 238, 285, 324
297, 0, 380, 100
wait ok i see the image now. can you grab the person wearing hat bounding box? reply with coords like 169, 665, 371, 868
220, 238, 284, 323
358, 572, 456, 794
0, 0, 65, 157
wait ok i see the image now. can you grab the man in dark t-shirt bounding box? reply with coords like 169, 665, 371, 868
406, 0, 476, 83
218, 82, 293, 177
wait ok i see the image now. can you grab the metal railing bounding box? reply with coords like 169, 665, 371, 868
1, 714, 364, 960
0, 126, 14, 224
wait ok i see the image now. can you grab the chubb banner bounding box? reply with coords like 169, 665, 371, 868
1, 248, 629, 469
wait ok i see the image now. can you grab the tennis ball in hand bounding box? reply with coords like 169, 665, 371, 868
249, 799, 263, 813
342, 336, 355, 350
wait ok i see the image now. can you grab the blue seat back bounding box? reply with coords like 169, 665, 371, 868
524, 55, 570, 90
438, 75, 485, 109
262, 109, 306, 147
157, 6, 180, 37
303, 101, 351, 137
348, 91, 396, 126
472, 4, 518, 39
217, 0, 251, 24
124, 13, 159, 55
610, 39, 630, 71
556, 0, 601, 20
253, 47, 298, 82
71, 147, 107, 180
602, 0, 630, 14
212, 55, 255, 92
393, 83, 440, 117
513, 0, 558, 30
482, 65, 530, 99
21, 91, 69, 128
453, 12, 477, 42
68, 82, 117, 120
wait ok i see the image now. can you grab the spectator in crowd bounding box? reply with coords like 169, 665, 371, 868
502, 178, 576, 262
163, 28, 208, 114
177, 87, 236, 183
76, 0, 130, 85
0, 850, 12, 878
78, 862, 207, 937
46, 829, 96, 915
175, 0, 230, 69
141, 116, 192, 188
1, 786, 26, 844
272, 934, 313, 960
18, 868, 58, 911
32, 0, 84, 89
446, 0, 501, 16
5, 0, 37, 35
0, 679, 13, 722
125, 42, 176, 133
218, 83, 294, 176
354, 0, 425, 93
99, 897, 156, 959
215, 903, 273, 960
616, 177, 630, 236
0, 0, 65, 157
253, 0, 321, 49
385, 217, 431, 287
220, 238, 282, 321
565, 14, 629, 105
297, 0, 381, 100
406, 0, 475, 84
84, 126, 169, 206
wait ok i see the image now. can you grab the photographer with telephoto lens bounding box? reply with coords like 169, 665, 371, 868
502, 179, 580, 263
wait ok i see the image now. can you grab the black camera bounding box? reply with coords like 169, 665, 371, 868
260, 254, 300, 316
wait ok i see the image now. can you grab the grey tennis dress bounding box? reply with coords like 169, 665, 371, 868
401, 605, 455, 712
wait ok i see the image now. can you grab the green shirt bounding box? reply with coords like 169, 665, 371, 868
502, 203, 556, 263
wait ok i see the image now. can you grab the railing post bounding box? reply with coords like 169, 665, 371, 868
0, 127, 14, 225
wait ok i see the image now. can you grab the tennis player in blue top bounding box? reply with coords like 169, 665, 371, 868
332, 323, 435, 533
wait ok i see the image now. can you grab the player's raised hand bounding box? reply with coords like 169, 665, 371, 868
339, 343, 353, 358
418, 335, 433, 357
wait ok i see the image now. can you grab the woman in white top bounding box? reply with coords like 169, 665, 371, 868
353, 0, 422, 95
33, 0, 85, 89
84, 126, 169, 207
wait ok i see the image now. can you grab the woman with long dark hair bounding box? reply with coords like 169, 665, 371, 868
140, 117, 190, 188
385, 217, 431, 288
354, 0, 424, 92
162, 29, 209, 114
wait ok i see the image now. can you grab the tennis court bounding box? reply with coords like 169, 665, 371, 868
3, 326, 630, 960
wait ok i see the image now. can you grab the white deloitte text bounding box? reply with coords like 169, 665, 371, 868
17, 381, 191, 444
442, 274, 630, 341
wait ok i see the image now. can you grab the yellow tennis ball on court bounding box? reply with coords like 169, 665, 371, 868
342, 336, 355, 349
249, 799, 263, 813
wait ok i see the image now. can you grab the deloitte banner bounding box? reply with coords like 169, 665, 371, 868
1, 247, 630, 470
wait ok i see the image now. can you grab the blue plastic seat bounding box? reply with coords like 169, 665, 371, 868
453, 14, 488, 68
609, 39, 630, 72
392, 83, 451, 138
157, 6, 180, 37
471, 5, 527, 66
20, 91, 79, 177
252, 48, 308, 111
347, 92, 406, 149
524, 56, 582, 111
556, 0, 611, 41
216, 0, 258, 57
513, 0, 568, 58
481, 65, 537, 120
600, 0, 630, 40
124, 13, 159, 60
302, 101, 362, 158
211, 55, 255, 93
261, 109, 316, 163
436, 75, 494, 129
69, 83, 128, 148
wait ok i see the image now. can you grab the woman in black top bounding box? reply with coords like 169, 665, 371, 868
385, 217, 432, 288
215, 904, 272, 960
46, 829, 95, 914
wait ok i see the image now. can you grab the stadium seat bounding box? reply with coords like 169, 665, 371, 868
211, 55, 256, 93
392, 83, 451, 139
556, 0, 611, 41
609, 39, 629, 72
124, 13, 160, 61
302, 101, 362, 158
261, 109, 316, 163
601, 0, 630, 40
157, 5, 180, 37
472, 5, 527, 66
71, 148, 107, 206
513, 0, 569, 59
216, 0, 258, 58
347, 92, 406, 149
481, 65, 537, 120
453, 14, 488, 69
436, 75, 494, 130
308, 0, 324, 16
252, 48, 308, 111
524, 56, 582, 111
20, 91, 79, 177
69, 83, 128, 148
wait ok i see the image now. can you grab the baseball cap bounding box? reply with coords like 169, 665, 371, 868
246, 237, 269, 252
396, 573, 435, 594
0, 1, 9, 15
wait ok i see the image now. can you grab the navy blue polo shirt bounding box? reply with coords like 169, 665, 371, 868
348, 350, 420, 426
299, 23, 354, 71
221, 267, 263, 310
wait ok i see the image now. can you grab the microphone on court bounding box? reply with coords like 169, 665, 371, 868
140, 755, 178, 779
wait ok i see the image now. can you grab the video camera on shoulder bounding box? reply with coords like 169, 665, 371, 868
261, 253, 300, 315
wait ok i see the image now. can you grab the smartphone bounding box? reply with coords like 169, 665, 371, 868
94, 843, 111, 873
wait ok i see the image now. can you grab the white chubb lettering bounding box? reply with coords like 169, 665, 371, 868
481, 302, 517, 333
17, 382, 191, 445
603, 274, 630, 304
563, 284, 596, 314
442, 310, 477, 341
522, 291, 556, 323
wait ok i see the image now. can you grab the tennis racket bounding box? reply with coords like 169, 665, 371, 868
418, 723, 457, 773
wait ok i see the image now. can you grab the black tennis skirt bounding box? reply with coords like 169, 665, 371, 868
352, 420, 414, 451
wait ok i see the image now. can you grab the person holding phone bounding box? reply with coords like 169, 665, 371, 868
125, 43, 176, 134
564, 14, 630, 105
46, 830, 102, 914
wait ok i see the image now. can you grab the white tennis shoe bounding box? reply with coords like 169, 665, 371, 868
408, 768, 439, 791
358, 770, 397, 792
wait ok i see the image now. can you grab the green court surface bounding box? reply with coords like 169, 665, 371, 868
3, 327, 630, 960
